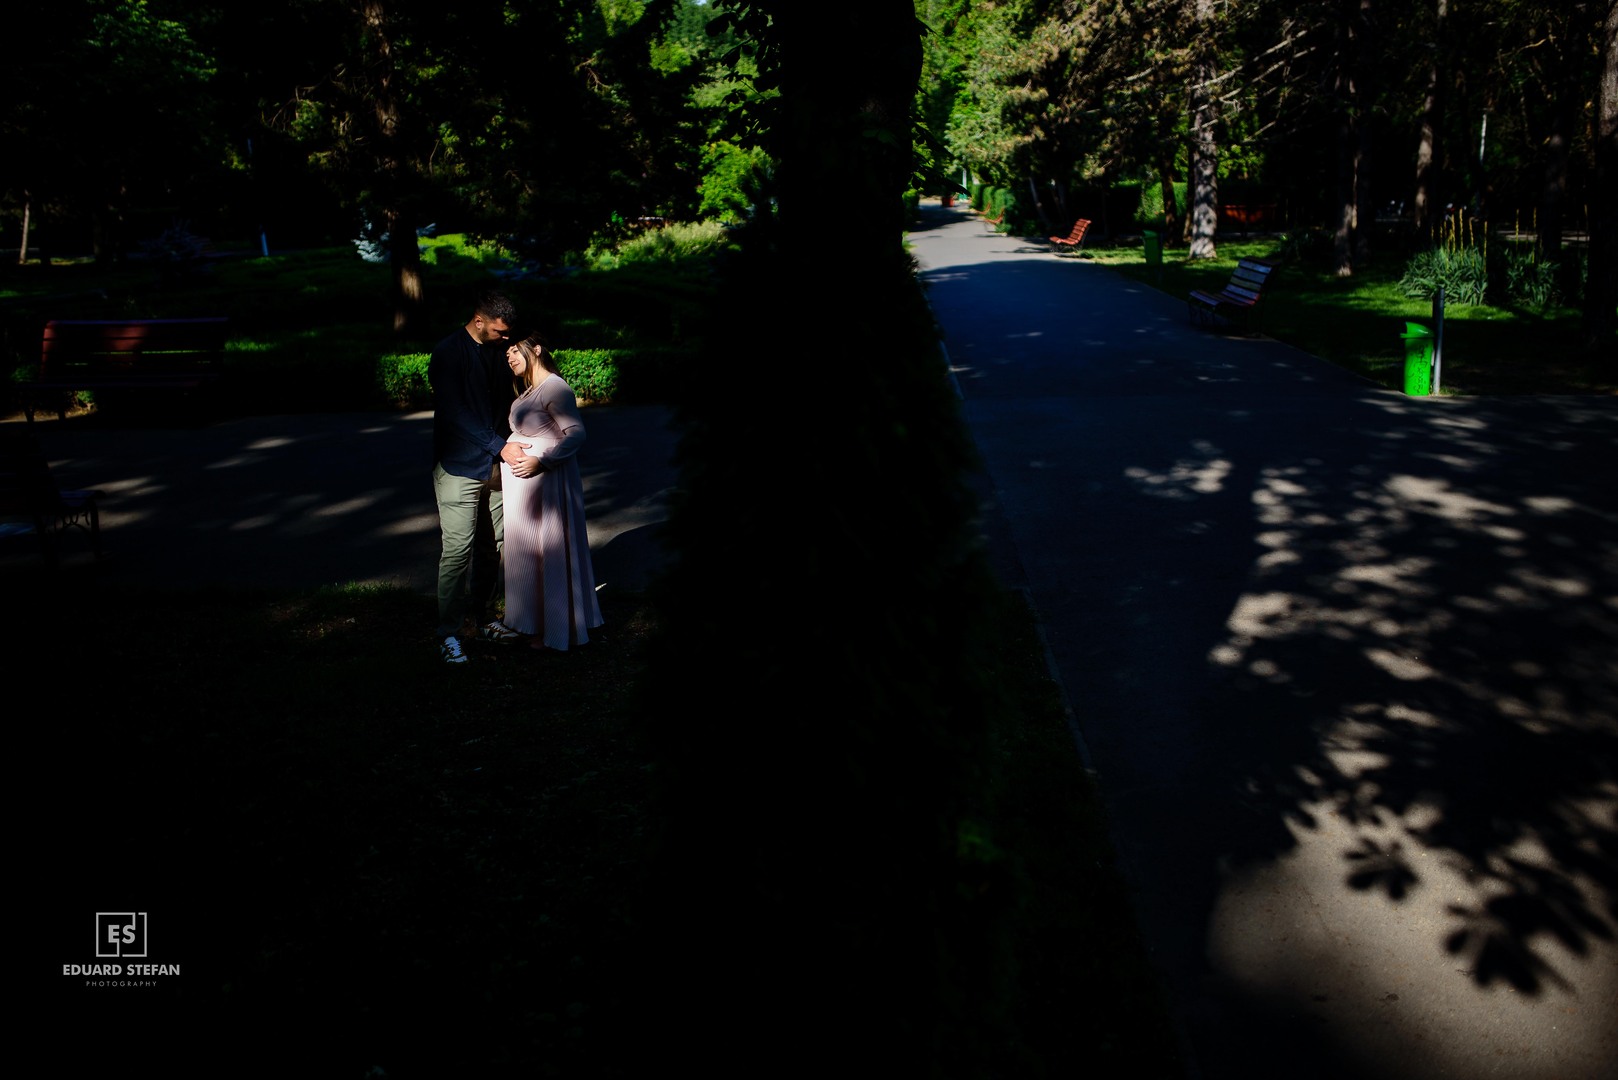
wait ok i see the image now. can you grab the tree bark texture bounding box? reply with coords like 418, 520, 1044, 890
1188, 0, 1219, 260
1157, 155, 1182, 241
1352, 0, 1376, 267
1586, 0, 1618, 344
1413, 0, 1447, 234
1332, 0, 1372, 277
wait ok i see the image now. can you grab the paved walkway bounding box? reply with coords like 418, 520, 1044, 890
911, 202, 1618, 1079
4, 405, 679, 597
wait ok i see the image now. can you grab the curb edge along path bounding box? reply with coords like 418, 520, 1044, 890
911, 202, 1618, 1080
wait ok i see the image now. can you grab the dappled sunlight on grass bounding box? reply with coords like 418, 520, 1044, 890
1088, 238, 1615, 396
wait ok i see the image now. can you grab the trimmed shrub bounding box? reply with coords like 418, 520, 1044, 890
377, 351, 432, 408
556, 348, 619, 404
376, 347, 639, 408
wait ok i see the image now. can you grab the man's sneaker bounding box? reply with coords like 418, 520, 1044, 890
441, 635, 469, 664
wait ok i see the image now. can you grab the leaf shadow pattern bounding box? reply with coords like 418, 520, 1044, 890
1191, 393, 1618, 997
914, 232, 1618, 1077
1344, 837, 1420, 901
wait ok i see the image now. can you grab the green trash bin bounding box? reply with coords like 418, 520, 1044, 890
1402, 321, 1434, 396
1142, 229, 1163, 279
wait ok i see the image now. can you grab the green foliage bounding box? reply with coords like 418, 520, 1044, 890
1089, 237, 1615, 395
555, 348, 620, 403
586, 220, 736, 271
417, 233, 509, 268
1499, 247, 1562, 311
376, 351, 431, 408
1399, 246, 1489, 305
1130, 180, 1187, 227
697, 141, 771, 224
372, 345, 670, 410
986, 186, 1016, 222
1401, 215, 1493, 306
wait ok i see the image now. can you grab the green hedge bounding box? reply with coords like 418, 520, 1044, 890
377, 345, 684, 409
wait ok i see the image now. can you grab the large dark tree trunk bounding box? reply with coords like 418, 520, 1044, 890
1586, 0, 1618, 345
641, 3, 1015, 1075
771, 4, 919, 257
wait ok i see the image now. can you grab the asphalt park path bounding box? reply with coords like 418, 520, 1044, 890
912, 201, 1618, 1079
3, 405, 679, 598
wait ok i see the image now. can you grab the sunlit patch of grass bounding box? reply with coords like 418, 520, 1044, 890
1090, 237, 1615, 395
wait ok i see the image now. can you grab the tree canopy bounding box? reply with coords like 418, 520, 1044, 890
3, 0, 1612, 340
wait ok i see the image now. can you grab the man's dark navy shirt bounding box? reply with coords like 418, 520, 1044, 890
430, 328, 512, 480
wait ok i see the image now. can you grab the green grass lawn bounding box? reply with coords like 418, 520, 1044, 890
1085, 238, 1616, 397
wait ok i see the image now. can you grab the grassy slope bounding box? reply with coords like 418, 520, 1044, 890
1084, 238, 1617, 397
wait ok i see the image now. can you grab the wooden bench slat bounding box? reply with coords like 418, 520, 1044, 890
1187, 258, 1275, 333
1049, 219, 1092, 252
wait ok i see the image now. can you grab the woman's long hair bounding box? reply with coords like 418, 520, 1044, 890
510, 332, 558, 393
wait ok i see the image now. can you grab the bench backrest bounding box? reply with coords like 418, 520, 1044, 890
41, 318, 229, 375
1222, 259, 1274, 304
1066, 219, 1091, 241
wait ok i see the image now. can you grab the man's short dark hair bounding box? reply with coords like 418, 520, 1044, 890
474, 288, 516, 323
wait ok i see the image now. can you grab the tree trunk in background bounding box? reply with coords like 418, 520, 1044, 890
356, 0, 424, 336
1188, 0, 1219, 259
388, 208, 424, 336
1413, 0, 1448, 235
17, 196, 29, 265
1158, 155, 1182, 241
1352, 0, 1376, 267
1585, 0, 1618, 346
1539, 92, 1571, 260
1332, 0, 1370, 277
1334, 116, 1358, 276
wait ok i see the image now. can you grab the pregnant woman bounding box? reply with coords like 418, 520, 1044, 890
495, 332, 603, 651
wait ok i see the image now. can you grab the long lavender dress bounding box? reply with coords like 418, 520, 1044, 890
500, 374, 603, 649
